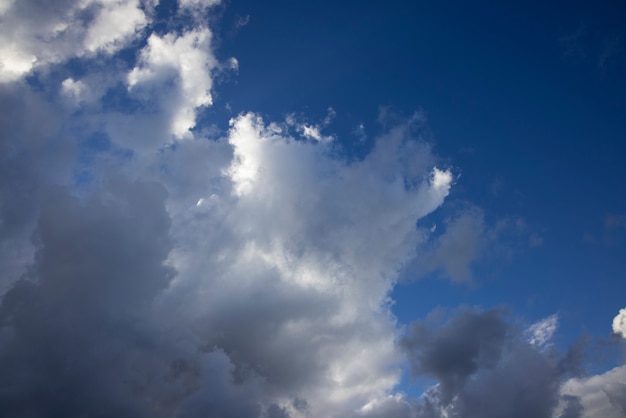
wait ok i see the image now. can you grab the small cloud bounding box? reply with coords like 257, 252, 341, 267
61, 78, 89, 107
283, 111, 335, 142
352, 123, 367, 142
300, 124, 332, 142
322, 106, 336, 126
526, 314, 558, 348
235, 14, 250, 30
612, 308, 626, 339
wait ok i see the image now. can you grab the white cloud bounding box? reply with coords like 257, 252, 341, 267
128, 28, 217, 139
560, 366, 626, 418
527, 314, 559, 348
83, 0, 147, 54
61, 78, 90, 107
612, 308, 626, 338
3, 69, 455, 416
159, 111, 453, 416
0, 0, 149, 82
178, 0, 221, 10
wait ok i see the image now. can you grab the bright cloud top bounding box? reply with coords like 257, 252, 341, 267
612, 308, 626, 339
0, 0, 150, 82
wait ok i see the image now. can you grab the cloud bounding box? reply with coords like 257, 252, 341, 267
407, 206, 541, 282
0, 0, 149, 82
158, 112, 453, 415
612, 308, 626, 339
0, 3, 455, 408
0, 179, 177, 417
178, 0, 221, 11
418, 207, 487, 282
235, 14, 251, 30
527, 314, 559, 348
399, 308, 588, 418
0, 104, 453, 416
561, 366, 626, 418
127, 27, 218, 139
402, 308, 509, 404
0, 2, 623, 417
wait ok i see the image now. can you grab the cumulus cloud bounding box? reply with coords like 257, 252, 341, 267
0, 105, 453, 416
127, 27, 218, 139
0, 0, 149, 82
399, 308, 589, 418
561, 365, 626, 418
612, 308, 626, 339
0, 2, 455, 411
0, 1, 623, 417
0, 179, 176, 416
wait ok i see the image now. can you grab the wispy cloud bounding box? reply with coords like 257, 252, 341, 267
406, 206, 542, 283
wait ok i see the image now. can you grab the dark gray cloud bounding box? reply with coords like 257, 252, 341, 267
604, 382, 626, 415
559, 395, 584, 418
0, 82, 76, 293
0, 178, 269, 418
400, 308, 585, 418
402, 308, 508, 404
0, 179, 174, 417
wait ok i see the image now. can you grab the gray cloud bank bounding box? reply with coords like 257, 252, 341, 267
0, 1, 624, 417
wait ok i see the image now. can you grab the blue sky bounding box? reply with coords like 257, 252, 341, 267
219, 0, 626, 345
0, 0, 625, 417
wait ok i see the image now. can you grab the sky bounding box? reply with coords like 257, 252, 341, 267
0, 0, 625, 417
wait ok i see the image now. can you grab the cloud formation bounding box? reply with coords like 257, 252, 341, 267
0, 1, 623, 417
0, 0, 150, 82
400, 309, 587, 418
407, 206, 541, 282
613, 308, 626, 339
561, 366, 626, 418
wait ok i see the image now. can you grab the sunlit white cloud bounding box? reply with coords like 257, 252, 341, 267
561, 366, 626, 418
128, 28, 218, 139
612, 308, 626, 339
0, 0, 149, 82
527, 314, 559, 348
